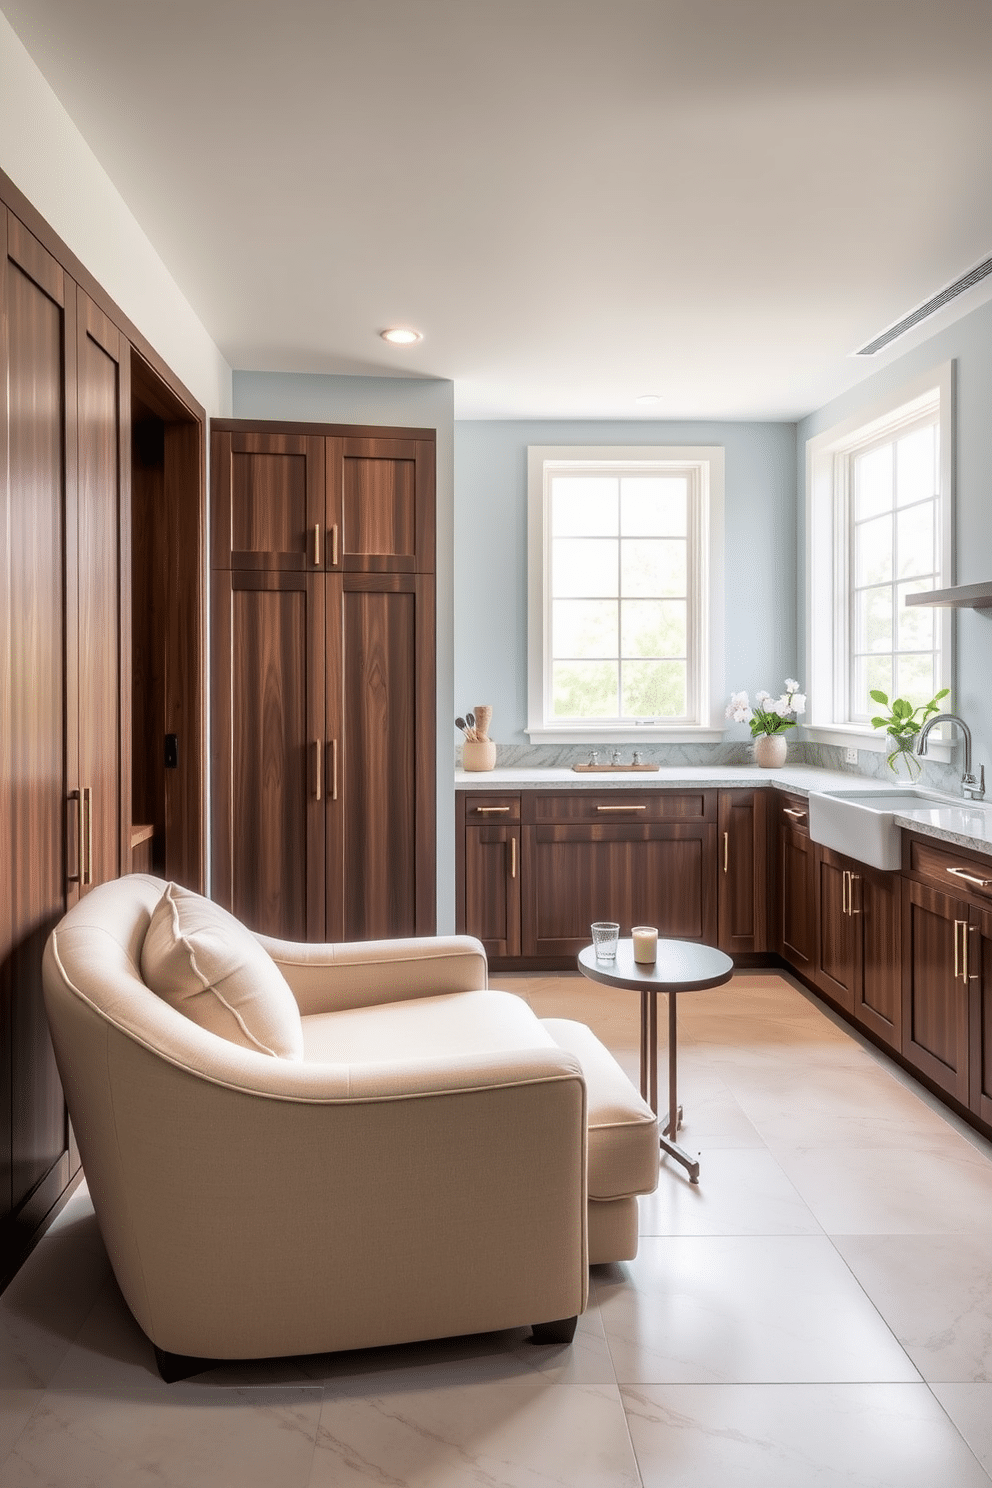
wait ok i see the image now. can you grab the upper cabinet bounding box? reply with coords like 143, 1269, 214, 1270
212, 423, 435, 575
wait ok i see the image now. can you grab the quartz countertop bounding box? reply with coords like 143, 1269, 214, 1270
454, 765, 992, 859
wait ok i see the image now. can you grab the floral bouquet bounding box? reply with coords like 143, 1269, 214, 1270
726, 679, 806, 737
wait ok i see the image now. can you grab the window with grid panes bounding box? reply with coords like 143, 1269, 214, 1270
527, 448, 725, 738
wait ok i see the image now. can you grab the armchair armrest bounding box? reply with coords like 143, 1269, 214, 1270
252, 932, 489, 1015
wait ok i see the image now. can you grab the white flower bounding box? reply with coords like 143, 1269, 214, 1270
772, 695, 793, 715
784, 678, 800, 693
755, 690, 772, 706
790, 692, 806, 714
725, 690, 753, 724
733, 705, 752, 724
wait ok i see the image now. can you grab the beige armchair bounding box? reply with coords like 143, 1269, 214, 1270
42, 875, 657, 1380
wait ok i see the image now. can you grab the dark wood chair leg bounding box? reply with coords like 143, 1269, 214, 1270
153, 1344, 217, 1382
530, 1315, 578, 1345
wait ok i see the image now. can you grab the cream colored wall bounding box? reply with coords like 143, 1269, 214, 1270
0, 9, 231, 418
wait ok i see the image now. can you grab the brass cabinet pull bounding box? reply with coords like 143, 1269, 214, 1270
842, 869, 850, 916
784, 806, 807, 823
314, 739, 322, 800
82, 786, 93, 886
947, 865, 992, 890
475, 805, 511, 814
968, 923, 978, 980
330, 739, 338, 801
68, 789, 82, 883
723, 831, 729, 874
596, 804, 647, 812
313, 524, 321, 566
330, 523, 339, 566
850, 873, 861, 915
510, 834, 517, 879
954, 918, 967, 981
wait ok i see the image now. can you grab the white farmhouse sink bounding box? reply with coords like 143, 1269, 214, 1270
807, 788, 988, 871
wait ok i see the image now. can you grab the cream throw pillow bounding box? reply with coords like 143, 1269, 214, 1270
141, 883, 304, 1060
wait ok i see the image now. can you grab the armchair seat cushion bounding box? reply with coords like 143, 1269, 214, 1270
301, 988, 558, 1065
539, 1017, 659, 1201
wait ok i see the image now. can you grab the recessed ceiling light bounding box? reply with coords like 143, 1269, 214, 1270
635, 393, 661, 406
381, 327, 423, 345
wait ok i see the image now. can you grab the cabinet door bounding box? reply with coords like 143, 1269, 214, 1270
329, 573, 436, 941
718, 790, 767, 953
968, 903, 992, 1125
75, 293, 129, 892
778, 821, 816, 973
327, 435, 435, 573
212, 430, 324, 572
902, 880, 970, 1103
854, 864, 901, 1046
1, 213, 76, 1244
464, 826, 521, 958
211, 571, 325, 940
522, 821, 718, 958
814, 846, 857, 1014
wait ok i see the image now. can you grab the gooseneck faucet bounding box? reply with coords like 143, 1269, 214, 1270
916, 713, 986, 800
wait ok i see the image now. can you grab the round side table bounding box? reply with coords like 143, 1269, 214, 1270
577, 938, 733, 1183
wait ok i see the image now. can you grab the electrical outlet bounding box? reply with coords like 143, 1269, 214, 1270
845, 747, 859, 765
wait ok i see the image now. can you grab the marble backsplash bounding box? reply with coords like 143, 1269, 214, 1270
456, 736, 966, 794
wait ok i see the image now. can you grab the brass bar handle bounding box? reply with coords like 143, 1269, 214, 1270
68, 789, 82, 883
510, 834, 517, 879
842, 869, 850, 916
968, 923, 978, 980
723, 831, 729, 874
596, 804, 648, 812
784, 807, 808, 823
314, 739, 322, 801
850, 873, 861, 915
954, 918, 967, 981
330, 739, 338, 802
82, 786, 93, 887
331, 523, 339, 566
475, 806, 511, 814
313, 524, 321, 566
947, 866, 992, 890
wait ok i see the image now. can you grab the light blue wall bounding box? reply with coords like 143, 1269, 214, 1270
454, 419, 798, 749
232, 371, 457, 932
797, 296, 992, 786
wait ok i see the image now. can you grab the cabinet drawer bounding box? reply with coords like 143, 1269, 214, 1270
463, 794, 521, 823
527, 791, 714, 824
908, 838, 992, 903
775, 792, 810, 835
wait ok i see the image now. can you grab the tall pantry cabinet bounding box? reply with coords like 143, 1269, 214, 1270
210, 421, 436, 944
1, 208, 129, 1274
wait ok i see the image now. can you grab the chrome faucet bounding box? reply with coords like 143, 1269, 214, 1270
916, 713, 986, 800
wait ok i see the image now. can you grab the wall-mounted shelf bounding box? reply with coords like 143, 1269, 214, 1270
905, 581, 992, 610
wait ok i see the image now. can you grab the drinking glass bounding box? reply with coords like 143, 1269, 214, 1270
591, 921, 620, 960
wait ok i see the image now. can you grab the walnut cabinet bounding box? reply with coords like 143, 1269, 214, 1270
210, 422, 437, 944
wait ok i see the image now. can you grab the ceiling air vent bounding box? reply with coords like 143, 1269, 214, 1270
855, 253, 992, 356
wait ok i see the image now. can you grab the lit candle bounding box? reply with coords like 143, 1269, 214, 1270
632, 926, 658, 964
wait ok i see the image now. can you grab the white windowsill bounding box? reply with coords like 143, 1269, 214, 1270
805, 725, 952, 763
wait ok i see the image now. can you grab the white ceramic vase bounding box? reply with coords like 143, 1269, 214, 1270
753, 732, 787, 768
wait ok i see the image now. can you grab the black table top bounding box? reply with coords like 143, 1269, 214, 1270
577, 938, 734, 993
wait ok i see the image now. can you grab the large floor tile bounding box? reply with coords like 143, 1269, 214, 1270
597, 1236, 918, 1384
309, 1373, 641, 1488
0, 1212, 110, 1395
639, 1148, 822, 1236
930, 1384, 992, 1477
622, 1382, 992, 1488
768, 1137, 992, 1234
0, 1385, 322, 1488
834, 1234, 992, 1383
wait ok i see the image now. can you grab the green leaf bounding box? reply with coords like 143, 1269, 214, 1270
893, 698, 913, 718
935, 688, 950, 701
869, 689, 889, 705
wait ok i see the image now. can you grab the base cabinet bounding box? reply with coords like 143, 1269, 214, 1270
718, 789, 767, 953
457, 795, 521, 959
814, 846, 901, 1041
774, 793, 816, 975
969, 903, 992, 1126
901, 879, 971, 1104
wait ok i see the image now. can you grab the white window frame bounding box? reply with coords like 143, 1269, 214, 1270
527, 445, 725, 742
804, 363, 953, 752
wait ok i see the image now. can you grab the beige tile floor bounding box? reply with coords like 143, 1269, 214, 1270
3, 969, 992, 1486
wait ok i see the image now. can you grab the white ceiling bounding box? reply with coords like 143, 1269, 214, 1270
5, 0, 992, 420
